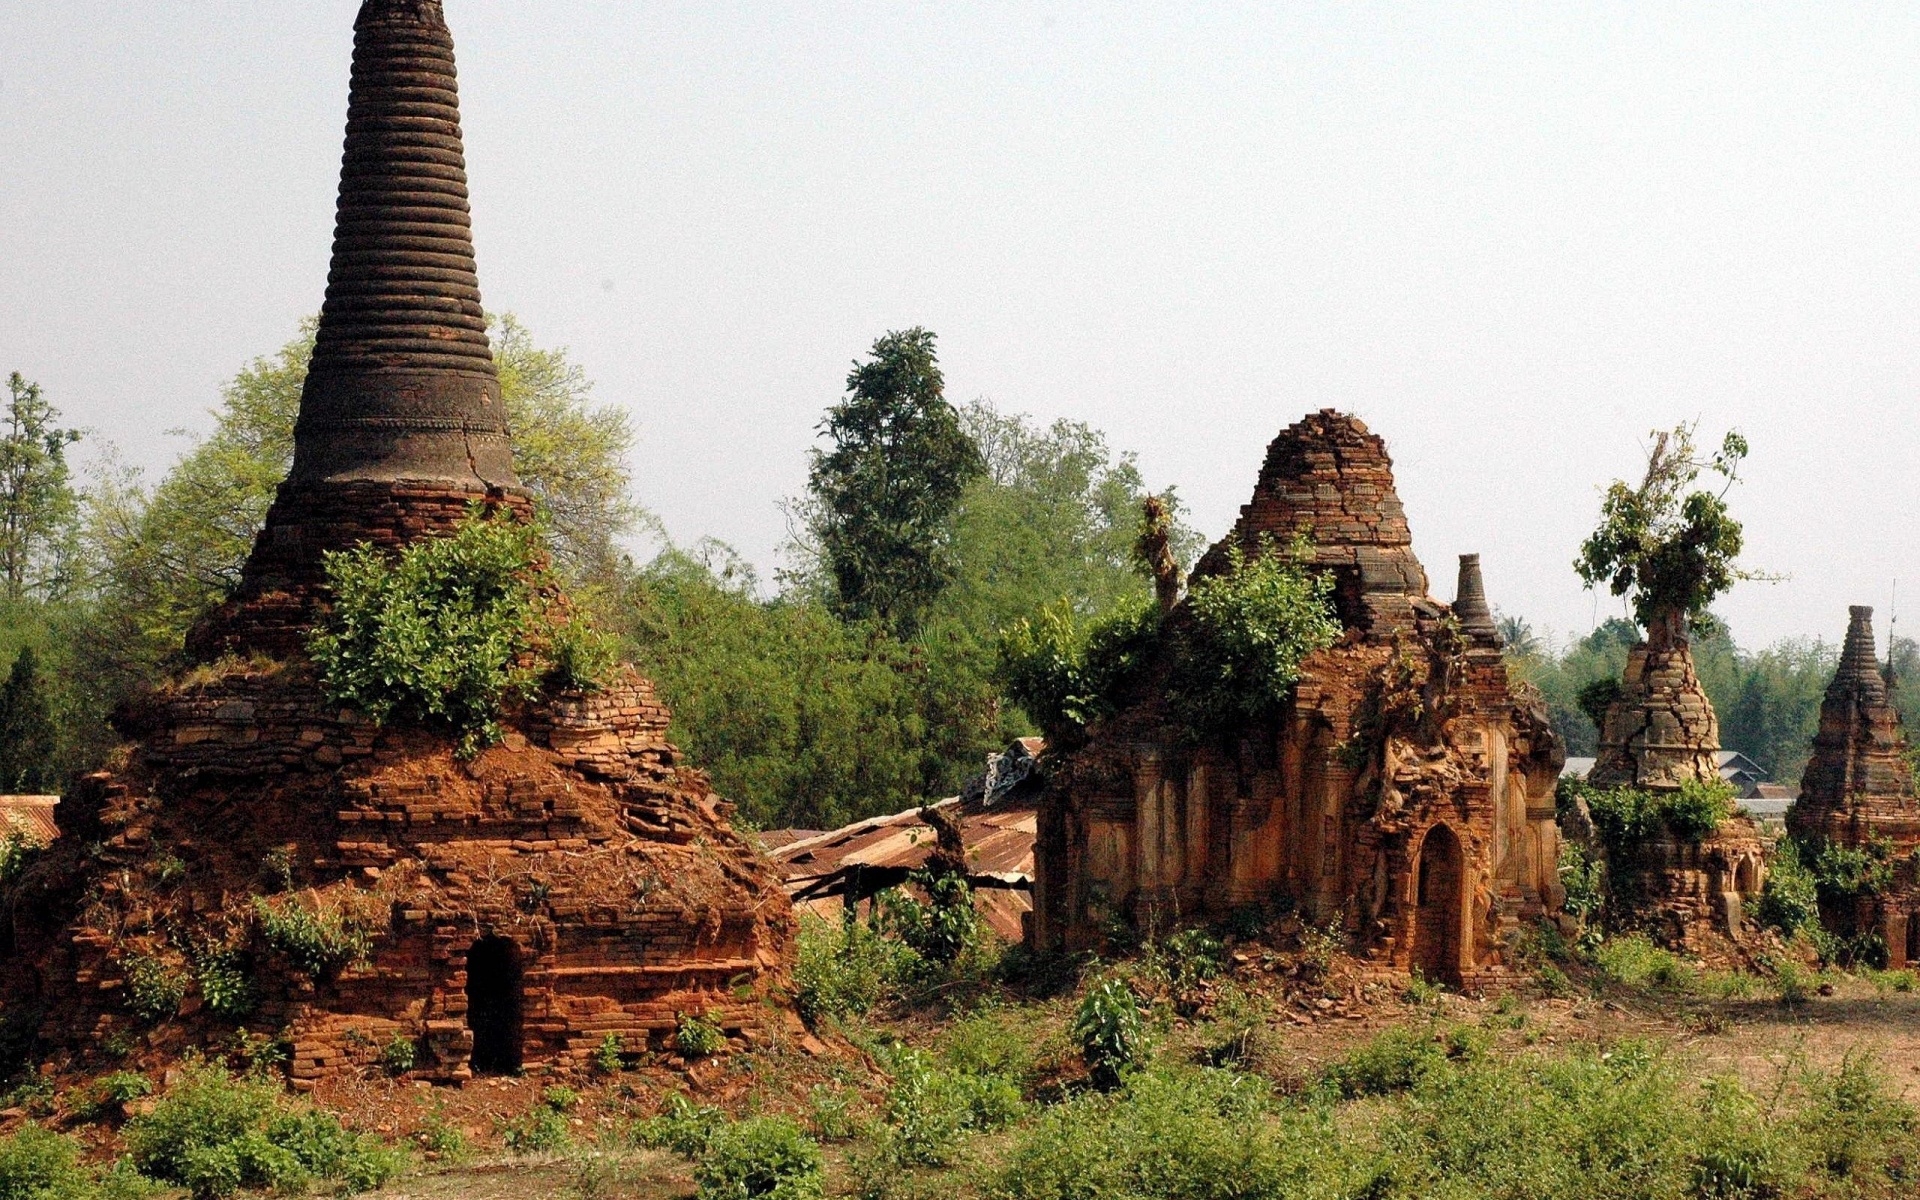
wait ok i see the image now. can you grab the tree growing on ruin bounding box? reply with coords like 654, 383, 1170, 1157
805, 328, 983, 634
1575, 424, 1756, 648
0, 373, 82, 604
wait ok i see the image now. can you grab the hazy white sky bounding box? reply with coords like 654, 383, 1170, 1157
4, 2, 1919, 650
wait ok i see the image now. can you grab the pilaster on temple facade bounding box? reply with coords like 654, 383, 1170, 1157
0, 0, 795, 1086
1788, 606, 1920, 965
1034, 411, 1565, 985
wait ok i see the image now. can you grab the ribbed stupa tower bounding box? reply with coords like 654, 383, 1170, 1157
1789, 607, 1920, 964
2, 0, 795, 1089
195, 0, 527, 660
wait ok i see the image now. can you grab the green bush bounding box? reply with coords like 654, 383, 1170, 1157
793, 916, 912, 1022
876, 870, 981, 967
0, 1126, 95, 1200
632, 1093, 724, 1157
1157, 927, 1227, 991
308, 508, 613, 754
378, 1033, 416, 1076
192, 951, 253, 1020
0, 832, 36, 888
252, 896, 372, 978
1575, 777, 1736, 855
693, 1116, 823, 1200
500, 1105, 569, 1154
1594, 934, 1696, 991
122, 954, 188, 1023
1070, 975, 1148, 1089
1809, 837, 1896, 903
1166, 538, 1342, 739
592, 1032, 624, 1075
123, 1063, 399, 1199
675, 1013, 727, 1059
1322, 1026, 1452, 1098
998, 593, 1160, 740
870, 1045, 1024, 1169
1757, 841, 1821, 937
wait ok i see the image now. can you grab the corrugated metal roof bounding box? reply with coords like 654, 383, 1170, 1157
767, 796, 1038, 941
0, 795, 60, 847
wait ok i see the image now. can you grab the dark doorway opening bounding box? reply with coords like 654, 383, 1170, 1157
1413, 825, 1463, 984
466, 936, 523, 1074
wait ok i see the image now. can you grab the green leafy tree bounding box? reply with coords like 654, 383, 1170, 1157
1575, 424, 1758, 647
0, 646, 56, 792
804, 329, 983, 633
0, 373, 82, 603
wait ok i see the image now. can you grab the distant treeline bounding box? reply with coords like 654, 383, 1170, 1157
1503, 614, 1918, 789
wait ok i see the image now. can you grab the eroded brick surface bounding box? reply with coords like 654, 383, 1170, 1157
1033, 412, 1564, 987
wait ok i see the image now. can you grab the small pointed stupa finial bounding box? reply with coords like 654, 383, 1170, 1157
1453, 553, 1500, 643
289, 0, 518, 492
1834, 606, 1889, 706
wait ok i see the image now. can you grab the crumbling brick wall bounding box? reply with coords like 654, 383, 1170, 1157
1033, 412, 1563, 986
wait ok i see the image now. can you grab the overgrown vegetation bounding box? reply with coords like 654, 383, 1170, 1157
309, 509, 613, 753
251, 895, 373, 978
121, 1062, 401, 1199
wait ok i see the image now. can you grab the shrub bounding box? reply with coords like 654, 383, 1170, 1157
308, 508, 612, 755
794, 916, 911, 1022
124, 1062, 398, 1199
998, 594, 1160, 741
592, 1032, 624, 1075
1594, 934, 1695, 991
252, 895, 372, 977
1809, 837, 1896, 903
0, 832, 35, 888
122, 954, 189, 1023
691, 1113, 817, 1198
1559, 842, 1606, 927
876, 870, 980, 966
1322, 1026, 1450, 1098
1757, 841, 1821, 937
192, 951, 253, 1020
1576, 777, 1735, 856
693, 1116, 823, 1200
675, 1013, 727, 1059
0, 1126, 94, 1200
1158, 927, 1227, 991
413, 1113, 468, 1162
632, 1093, 724, 1157
1166, 537, 1342, 739
500, 1105, 569, 1154
870, 1046, 1023, 1169
1071, 975, 1148, 1089
378, 1033, 416, 1076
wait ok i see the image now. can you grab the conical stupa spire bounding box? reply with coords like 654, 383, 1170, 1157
1453, 553, 1499, 642
290, 0, 517, 490
1833, 606, 1889, 708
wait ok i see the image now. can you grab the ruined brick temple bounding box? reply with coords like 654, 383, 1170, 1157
0, 0, 792, 1084
1031, 411, 1566, 985
1788, 607, 1920, 965
1584, 607, 1768, 950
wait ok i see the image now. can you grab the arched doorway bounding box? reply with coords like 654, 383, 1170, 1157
1412, 825, 1464, 983
466, 936, 523, 1074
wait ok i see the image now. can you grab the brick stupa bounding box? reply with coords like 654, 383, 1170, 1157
1788, 607, 1920, 964
0, 0, 794, 1086
1585, 614, 1767, 950
1033, 411, 1566, 985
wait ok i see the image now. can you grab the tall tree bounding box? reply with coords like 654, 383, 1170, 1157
806, 329, 983, 633
0, 374, 82, 603
0, 646, 56, 792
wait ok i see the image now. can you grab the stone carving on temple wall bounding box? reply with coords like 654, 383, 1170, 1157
0, 0, 794, 1086
1032, 411, 1564, 986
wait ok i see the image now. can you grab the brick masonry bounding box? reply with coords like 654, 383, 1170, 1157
1033, 412, 1565, 987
